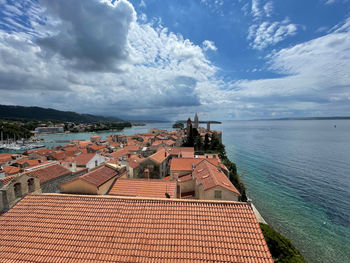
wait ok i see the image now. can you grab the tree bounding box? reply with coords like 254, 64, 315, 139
204, 133, 210, 151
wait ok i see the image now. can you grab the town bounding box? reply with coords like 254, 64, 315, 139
0, 114, 273, 262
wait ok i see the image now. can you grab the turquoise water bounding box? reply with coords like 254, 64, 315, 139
3, 120, 350, 262
221, 120, 350, 263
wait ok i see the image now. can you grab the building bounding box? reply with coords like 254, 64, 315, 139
108, 178, 178, 198
73, 153, 106, 170
138, 148, 169, 178
23, 162, 73, 193
170, 156, 225, 178
34, 126, 64, 134
59, 164, 126, 195
194, 112, 199, 128
0, 173, 41, 212
0, 194, 273, 262
191, 159, 240, 201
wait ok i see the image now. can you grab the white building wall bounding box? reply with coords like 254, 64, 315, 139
86, 154, 106, 170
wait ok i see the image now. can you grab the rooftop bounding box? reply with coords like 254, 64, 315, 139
0, 194, 273, 262
24, 163, 71, 183
108, 178, 177, 198
74, 164, 123, 187
193, 160, 240, 195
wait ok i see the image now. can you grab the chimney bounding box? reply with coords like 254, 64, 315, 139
72, 161, 77, 172
144, 168, 150, 180
127, 153, 131, 158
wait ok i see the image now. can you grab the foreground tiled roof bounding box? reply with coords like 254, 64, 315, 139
24, 163, 71, 183
193, 160, 240, 195
109, 178, 177, 198
0, 194, 273, 263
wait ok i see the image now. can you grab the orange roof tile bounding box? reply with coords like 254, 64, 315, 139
0, 166, 20, 175
0, 194, 273, 262
109, 178, 177, 198
73, 153, 95, 166
193, 160, 240, 195
148, 148, 168, 163
170, 157, 220, 171
78, 165, 122, 187
88, 144, 106, 151
0, 174, 16, 186
24, 163, 71, 183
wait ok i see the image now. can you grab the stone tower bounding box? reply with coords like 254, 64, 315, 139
194, 113, 199, 129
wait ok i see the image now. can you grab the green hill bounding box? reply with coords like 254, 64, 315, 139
0, 105, 124, 123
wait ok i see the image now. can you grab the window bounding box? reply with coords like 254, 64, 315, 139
95, 160, 98, 167
28, 178, 35, 193
214, 190, 222, 199
14, 183, 22, 198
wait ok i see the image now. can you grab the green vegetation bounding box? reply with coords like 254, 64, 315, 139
260, 223, 307, 263
172, 121, 184, 129
182, 125, 247, 201
0, 121, 32, 140
0, 104, 124, 123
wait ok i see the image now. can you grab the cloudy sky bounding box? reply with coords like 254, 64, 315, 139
0, 0, 349, 120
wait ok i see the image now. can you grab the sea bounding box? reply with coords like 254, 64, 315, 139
1, 119, 350, 263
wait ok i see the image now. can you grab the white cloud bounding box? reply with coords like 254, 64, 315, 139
139, 0, 146, 8
248, 19, 298, 50
251, 0, 262, 18
263, 1, 273, 17
202, 40, 217, 51
229, 17, 350, 117
0, 0, 220, 119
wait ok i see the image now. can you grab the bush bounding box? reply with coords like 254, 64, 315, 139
259, 223, 307, 263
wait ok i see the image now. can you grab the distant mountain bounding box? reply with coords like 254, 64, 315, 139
0, 105, 124, 123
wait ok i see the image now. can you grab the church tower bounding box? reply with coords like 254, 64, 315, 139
194, 113, 199, 129
186, 117, 192, 135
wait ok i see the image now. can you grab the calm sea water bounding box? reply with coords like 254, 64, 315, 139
2, 120, 349, 262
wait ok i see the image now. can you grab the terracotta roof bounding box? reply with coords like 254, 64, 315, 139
89, 144, 106, 151
74, 153, 95, 166
26, 148, 53, 156
128, 155, 145, 169
178, 173, 193, 182
78, 165, 122, 187
170, 157, 220, 171
0, 153, 15, 164
166, 147, 194, 158
15, 159, 40, 167
193, 160, 240, 195
109, 178, 177, 198
0, 166, 20, 175
0, 194, 273, 262
0, 174, 16, 186
24, 163, 71, 183
148, 148, 168, 163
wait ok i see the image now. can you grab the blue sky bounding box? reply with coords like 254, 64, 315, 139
0, 0, 349, 120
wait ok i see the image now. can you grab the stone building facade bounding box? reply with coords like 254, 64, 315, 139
0, 174, 41, 212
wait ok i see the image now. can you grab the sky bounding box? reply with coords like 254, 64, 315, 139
0, 0, 349, 121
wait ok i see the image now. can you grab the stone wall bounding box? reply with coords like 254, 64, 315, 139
41, 172, 81, 193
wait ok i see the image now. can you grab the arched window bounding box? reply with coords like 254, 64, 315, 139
14, 183, 22, 199
28, 178, 35, 193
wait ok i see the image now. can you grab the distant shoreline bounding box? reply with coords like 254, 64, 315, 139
229, 116, 350, 121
